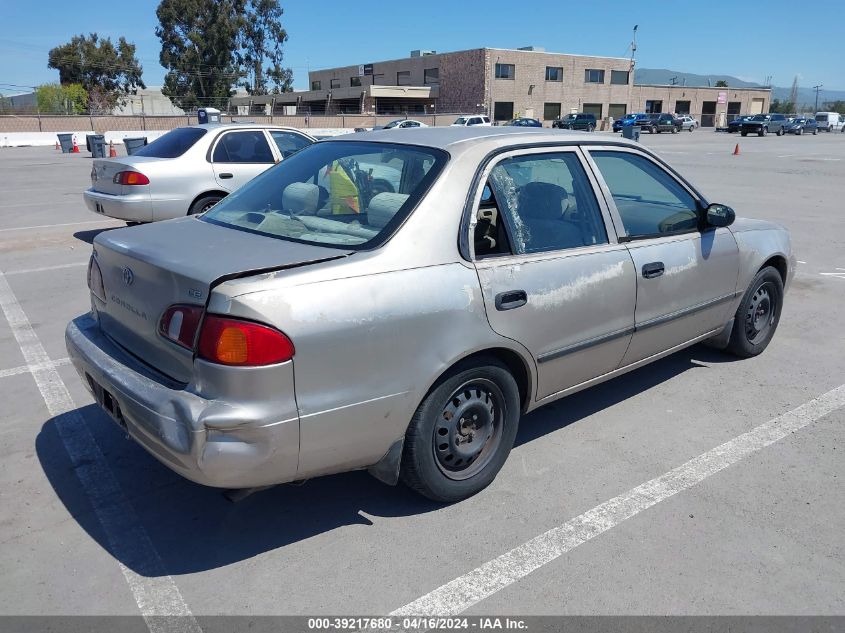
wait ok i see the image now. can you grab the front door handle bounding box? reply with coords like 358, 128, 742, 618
642, 261, 665, 279
495, 290, 528, 311
219, 172, 234, 179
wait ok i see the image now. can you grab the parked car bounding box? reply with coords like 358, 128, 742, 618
83, 124, 315, 223
784, 117, 818, 135
612, 113, 639, 132
451, 115, 492, 127
67, 126, 794, 503
552, 113, 597, 131
814, 112, 842, 132
504, 118, 543, 127
645, 113, 681, 133
383, 119, 429, 129
728, 115, 754, 133
741, 113, 788, 136
677, 115, 699, 131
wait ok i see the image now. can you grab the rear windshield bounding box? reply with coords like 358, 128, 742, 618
201, 141, 447, 249
132, 127, 207, 158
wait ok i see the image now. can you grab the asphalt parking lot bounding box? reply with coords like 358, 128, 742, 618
0, 130, 843, 625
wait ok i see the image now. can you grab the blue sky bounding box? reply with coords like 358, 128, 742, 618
1, 0, 842, 96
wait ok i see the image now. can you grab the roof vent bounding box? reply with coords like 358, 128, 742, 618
411, 49, 436, 57
517, 46, 545, 52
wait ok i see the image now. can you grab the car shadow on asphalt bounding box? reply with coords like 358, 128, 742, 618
73, 227, 122, 244
36, 344, 737, 577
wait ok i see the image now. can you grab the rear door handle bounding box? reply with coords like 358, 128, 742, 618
219, 172, 234, 179
642, 262, 665, 279
495, 290, 528, 311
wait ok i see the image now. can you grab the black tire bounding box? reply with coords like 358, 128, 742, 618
671, 126, 677, 134
797, 127, 803, 135
189, 194, 223, 215
813, 128, 818, 135
688, 125, 694, 132
759, 127, 766, 137
776, 127, 784, 136
651, 125, 657, 134
726, 266, 784, 358
400, 359, 520, 502
126, 221, 142, 227
587, 124, 595, 133
741, 131, 748, 137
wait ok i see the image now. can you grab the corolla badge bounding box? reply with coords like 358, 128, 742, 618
121, 266, 134, 286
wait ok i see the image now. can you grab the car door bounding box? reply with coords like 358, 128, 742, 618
472, 148, 637, 401
210, 129, 277, 193
585, 147, 740, 366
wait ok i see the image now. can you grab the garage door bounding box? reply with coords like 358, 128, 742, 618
751, 98, 765, 115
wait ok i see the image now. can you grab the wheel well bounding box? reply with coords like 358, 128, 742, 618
190, 190, 228, 211
761, 255, 787, 283
443, 348, 532, 413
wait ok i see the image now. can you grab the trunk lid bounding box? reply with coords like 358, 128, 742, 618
92, 217, 351, 382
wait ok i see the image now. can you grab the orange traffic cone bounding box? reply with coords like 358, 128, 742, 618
732, 143, 740, 156
108, 140, 117, 158
55, 140, 60, 150
72, 138, 80, 153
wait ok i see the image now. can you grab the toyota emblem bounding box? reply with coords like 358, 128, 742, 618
122, 267, 134, 286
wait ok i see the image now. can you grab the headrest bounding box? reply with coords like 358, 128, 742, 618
517, 182, 568, 221
366, 192, 409, 229
283, 182, 319, 214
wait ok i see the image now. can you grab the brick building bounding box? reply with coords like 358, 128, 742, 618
244, 47, 771, 128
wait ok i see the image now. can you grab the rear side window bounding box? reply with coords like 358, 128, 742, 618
270, 131, 312, 158
132, 127, 207, 158
590, 151, 699, 238
212, 131, 275, 163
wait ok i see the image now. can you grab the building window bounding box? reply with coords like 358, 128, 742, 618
372, 74, 384, 85
645, 100, 662, 114
330, 78, 340, 89
584, 69, 605, 84
396, 71, 411, 86
495, 63, 515, 80
675, 100, 691, 115
350, 76, 362, 87
424, 68, 439, 85
610, 70, 629, 85
582, 103, 603, 118
545, 66, 563, 82
493, 102, 514, 121
543, 103, 561, 121
310, 80, 321, 91
608, 104, 627, 120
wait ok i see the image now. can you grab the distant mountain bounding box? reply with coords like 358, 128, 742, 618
635, 68, 845, 109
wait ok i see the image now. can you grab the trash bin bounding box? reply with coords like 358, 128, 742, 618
57, 133, 74, 153
622, 125, 641, 142
197, 107, 221, 124
90, 134, 106, 158
124, 137, 148, 155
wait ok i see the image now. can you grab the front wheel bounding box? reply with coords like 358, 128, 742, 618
776, 127, 784, 136
400, 359, 520, 502
741, 131, 748, 137
813, 128, 818, 135
726, 266, 784, 358
797, 127, 803, 135
587, 125, 595, 133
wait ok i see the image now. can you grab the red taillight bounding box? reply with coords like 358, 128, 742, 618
198, 315, 294, 366
113, 170, 150, 186
158, 305, 204, 349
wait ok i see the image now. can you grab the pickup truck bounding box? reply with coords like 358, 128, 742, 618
740, 113, 787, 136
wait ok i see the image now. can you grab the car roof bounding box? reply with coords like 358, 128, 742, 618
326, 126, 638, 153
186, 122, 305, 132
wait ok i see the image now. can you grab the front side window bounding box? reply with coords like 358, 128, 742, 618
495, 63, 515, 80
202, 141, 446, 249
132, 127, 207, 159
269, 131, 312, 158
590, 151, 699, 238
585, 69, 605, 83
545, 66, 562, 82
477, 152, 608, 256
212, 131, 274, 164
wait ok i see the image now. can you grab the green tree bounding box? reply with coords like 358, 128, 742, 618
36, 83, 88, 114
47, 33, 145, 111
822, 100, 845, 114
156, 0, 293, 109
769, 98, 795, 114
237, 0, 293, 94
715, 80, 728, 87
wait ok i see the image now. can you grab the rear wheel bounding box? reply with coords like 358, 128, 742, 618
741, 131, 748, 137
726, 266, 784, 358
400, 359, 520, 502
189, 194, 223, 215
813, 127, 818, 135
587, 124, 595, 133
776, 127, 784, 136
797, 127, 803, 135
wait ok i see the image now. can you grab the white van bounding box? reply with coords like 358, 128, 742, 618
814, 112, 842, 132
451, 115, 492, 127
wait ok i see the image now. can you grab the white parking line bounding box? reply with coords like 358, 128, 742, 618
4, 200, 81, 209
390, 385, 845, 618
0, 272, 201, 633
0, 220, 121, 233
4, 261, 88, 276
0, 357, 71, 379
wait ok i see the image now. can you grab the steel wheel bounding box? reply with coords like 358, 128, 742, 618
433, 379, 504, 481
744, 281, 776, 345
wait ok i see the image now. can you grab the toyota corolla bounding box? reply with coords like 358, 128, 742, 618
66, 127, 794, 502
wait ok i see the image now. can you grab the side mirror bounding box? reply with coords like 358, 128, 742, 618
706, 203, 735, 228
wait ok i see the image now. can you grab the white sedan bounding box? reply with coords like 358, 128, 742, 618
678, 115, 699, 131
383, 119, 429, 129
84, 123, 315, 223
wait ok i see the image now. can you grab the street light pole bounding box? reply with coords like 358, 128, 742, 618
813, 84, 823, 112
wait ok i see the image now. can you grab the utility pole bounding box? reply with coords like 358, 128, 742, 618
813, 84, 823, 112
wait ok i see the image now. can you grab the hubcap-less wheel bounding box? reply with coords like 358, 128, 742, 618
744, 282, 776, 345
434, 379, 503, 481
